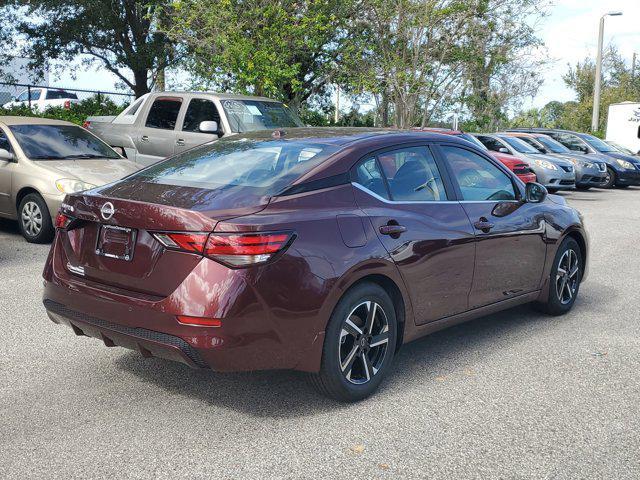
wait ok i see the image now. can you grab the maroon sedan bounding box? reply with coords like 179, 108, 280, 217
43, 128, 588, 401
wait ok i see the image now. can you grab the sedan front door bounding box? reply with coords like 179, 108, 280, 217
351, 145, 476, 324
437, 144, 547, 308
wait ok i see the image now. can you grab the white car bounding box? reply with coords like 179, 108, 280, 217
2, 88, 81, 112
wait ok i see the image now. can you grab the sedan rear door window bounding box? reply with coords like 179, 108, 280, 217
352, 157, 390, 199
377, 146, 446, 201
441, 146, 516, 201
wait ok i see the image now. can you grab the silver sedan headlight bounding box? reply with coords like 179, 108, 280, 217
55, 178, 97, 194
533, 159, 558, 170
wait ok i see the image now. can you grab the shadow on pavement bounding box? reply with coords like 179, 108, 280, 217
114, 303, 567, 418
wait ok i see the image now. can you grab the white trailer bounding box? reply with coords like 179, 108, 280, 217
606, 101, 640, 154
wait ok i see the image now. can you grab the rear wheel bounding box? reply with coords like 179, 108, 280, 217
535, 237, 582, 316
601, 167, 617, 189
18, 193, 54, 243
309, 282, 397, 402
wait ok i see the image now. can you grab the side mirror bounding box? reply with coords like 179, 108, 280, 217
0, 148, 14, 162
525, 182, 547, 203
498, 147, 509, 154
199, 120, 219, 135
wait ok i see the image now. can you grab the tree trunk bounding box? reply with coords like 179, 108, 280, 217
133, 69, 150, 98
156, 69, 166, 92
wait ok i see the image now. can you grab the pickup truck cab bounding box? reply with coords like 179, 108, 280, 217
3, 88, 80, 112
84, 91, 304, 165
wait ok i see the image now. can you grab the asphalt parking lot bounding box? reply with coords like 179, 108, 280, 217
1, 188, 639, 479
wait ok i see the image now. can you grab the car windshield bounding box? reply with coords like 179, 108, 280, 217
533, 135, 571, 154
607, 141, 635, 155
221, 100, 304, 133
581, 134, 617, 153
9, 124, 120, 160
458, 133, 488, 150
132, 138, 339, 196
499, 136, 540, 154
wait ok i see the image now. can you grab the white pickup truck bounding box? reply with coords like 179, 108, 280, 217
84, 91, 304, 165
3, 88, 81, 112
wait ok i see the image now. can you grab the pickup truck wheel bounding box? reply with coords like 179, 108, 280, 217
18, 193, 54, 244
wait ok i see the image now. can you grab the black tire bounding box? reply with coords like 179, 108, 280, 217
616, 184, 630, 189
309, 282, 397, 402
18, 193, 54, 243
547, 188, 558, 194
601, 167, 617, 189
535, 237, 582, 316
576, 185, 591, 191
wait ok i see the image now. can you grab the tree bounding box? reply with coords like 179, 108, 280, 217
337, 0, 473, 128
0, 1, 179, 97
164, 0, 353, 110
459, 0, 548, 130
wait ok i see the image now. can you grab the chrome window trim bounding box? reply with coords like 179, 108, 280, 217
351, 182, 521, 205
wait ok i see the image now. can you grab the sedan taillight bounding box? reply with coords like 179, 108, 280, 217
55, 212, 73, 229
151, 231, 294, 268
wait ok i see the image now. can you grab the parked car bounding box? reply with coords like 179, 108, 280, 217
473, 133, 576, 193
500, 132, 606, 190
0, 116, 140, 243
413, 127, 537, 183
43, 128, 588, 402
84, 92, 305, 166
2, 88, 80, 112
508, 128, 640, 189
605, 102, 640, 154
605, 140, 639, 157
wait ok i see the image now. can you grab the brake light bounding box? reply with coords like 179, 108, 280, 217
151, 231, 294, 267
176, 315, 222, 327
204, 232, 293, 267
55, 212, 72, 229
64, 100, 71, 109
152, 232, 208, 253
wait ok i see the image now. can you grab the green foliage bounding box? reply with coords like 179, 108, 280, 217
165, 0, 351, 109
0, 96, 125, 125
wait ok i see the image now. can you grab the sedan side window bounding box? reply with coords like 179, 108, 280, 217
549, 132, 585, 152
351, 157, 390, 200
476, 135, 507, 152
441, 146, 516, 201
183, 99, 221, 133
145, 97, 183, 130
378, 146, 446, 201
0, 131, 11, 152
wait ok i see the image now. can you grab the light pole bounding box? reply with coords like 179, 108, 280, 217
591, 11, 623, 132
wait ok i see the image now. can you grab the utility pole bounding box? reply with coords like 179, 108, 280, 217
334, 85, 340, 124
632, 52, 637, 80
592, 11, 623, 132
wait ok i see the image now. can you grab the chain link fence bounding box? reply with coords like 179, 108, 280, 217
0, 82, 134, 108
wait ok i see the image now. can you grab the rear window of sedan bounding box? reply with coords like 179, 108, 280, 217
133, 139, 339, 196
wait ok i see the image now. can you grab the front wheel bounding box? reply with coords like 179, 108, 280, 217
18, 193, 54, 243
601, 167, 617, 189
309, 282, 397, 402
535, 237, 582, 316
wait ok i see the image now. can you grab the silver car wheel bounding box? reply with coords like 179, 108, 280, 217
338, 301, 390, 385
555, 249, 579, 305
21, 201, 43, 237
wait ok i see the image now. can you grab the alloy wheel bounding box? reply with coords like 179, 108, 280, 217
21, 201, 43, 237
338, 301, 390, 385
555, 249, 579, 305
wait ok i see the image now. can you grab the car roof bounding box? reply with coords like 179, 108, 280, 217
220, 127, 465, 147
0, 116, 75, 126
500, 131, 536, 138
152, 91, 282, 103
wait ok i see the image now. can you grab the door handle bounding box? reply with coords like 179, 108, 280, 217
176, 139, 185, 146
473, 217, 495, 233
379, 224, 407, 236
140, 135, 149, 142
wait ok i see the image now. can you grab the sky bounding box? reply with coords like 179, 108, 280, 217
51, 0, 640, 109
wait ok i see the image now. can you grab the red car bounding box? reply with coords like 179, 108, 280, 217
44, 128, 587, 401
413, 128, 537, 183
